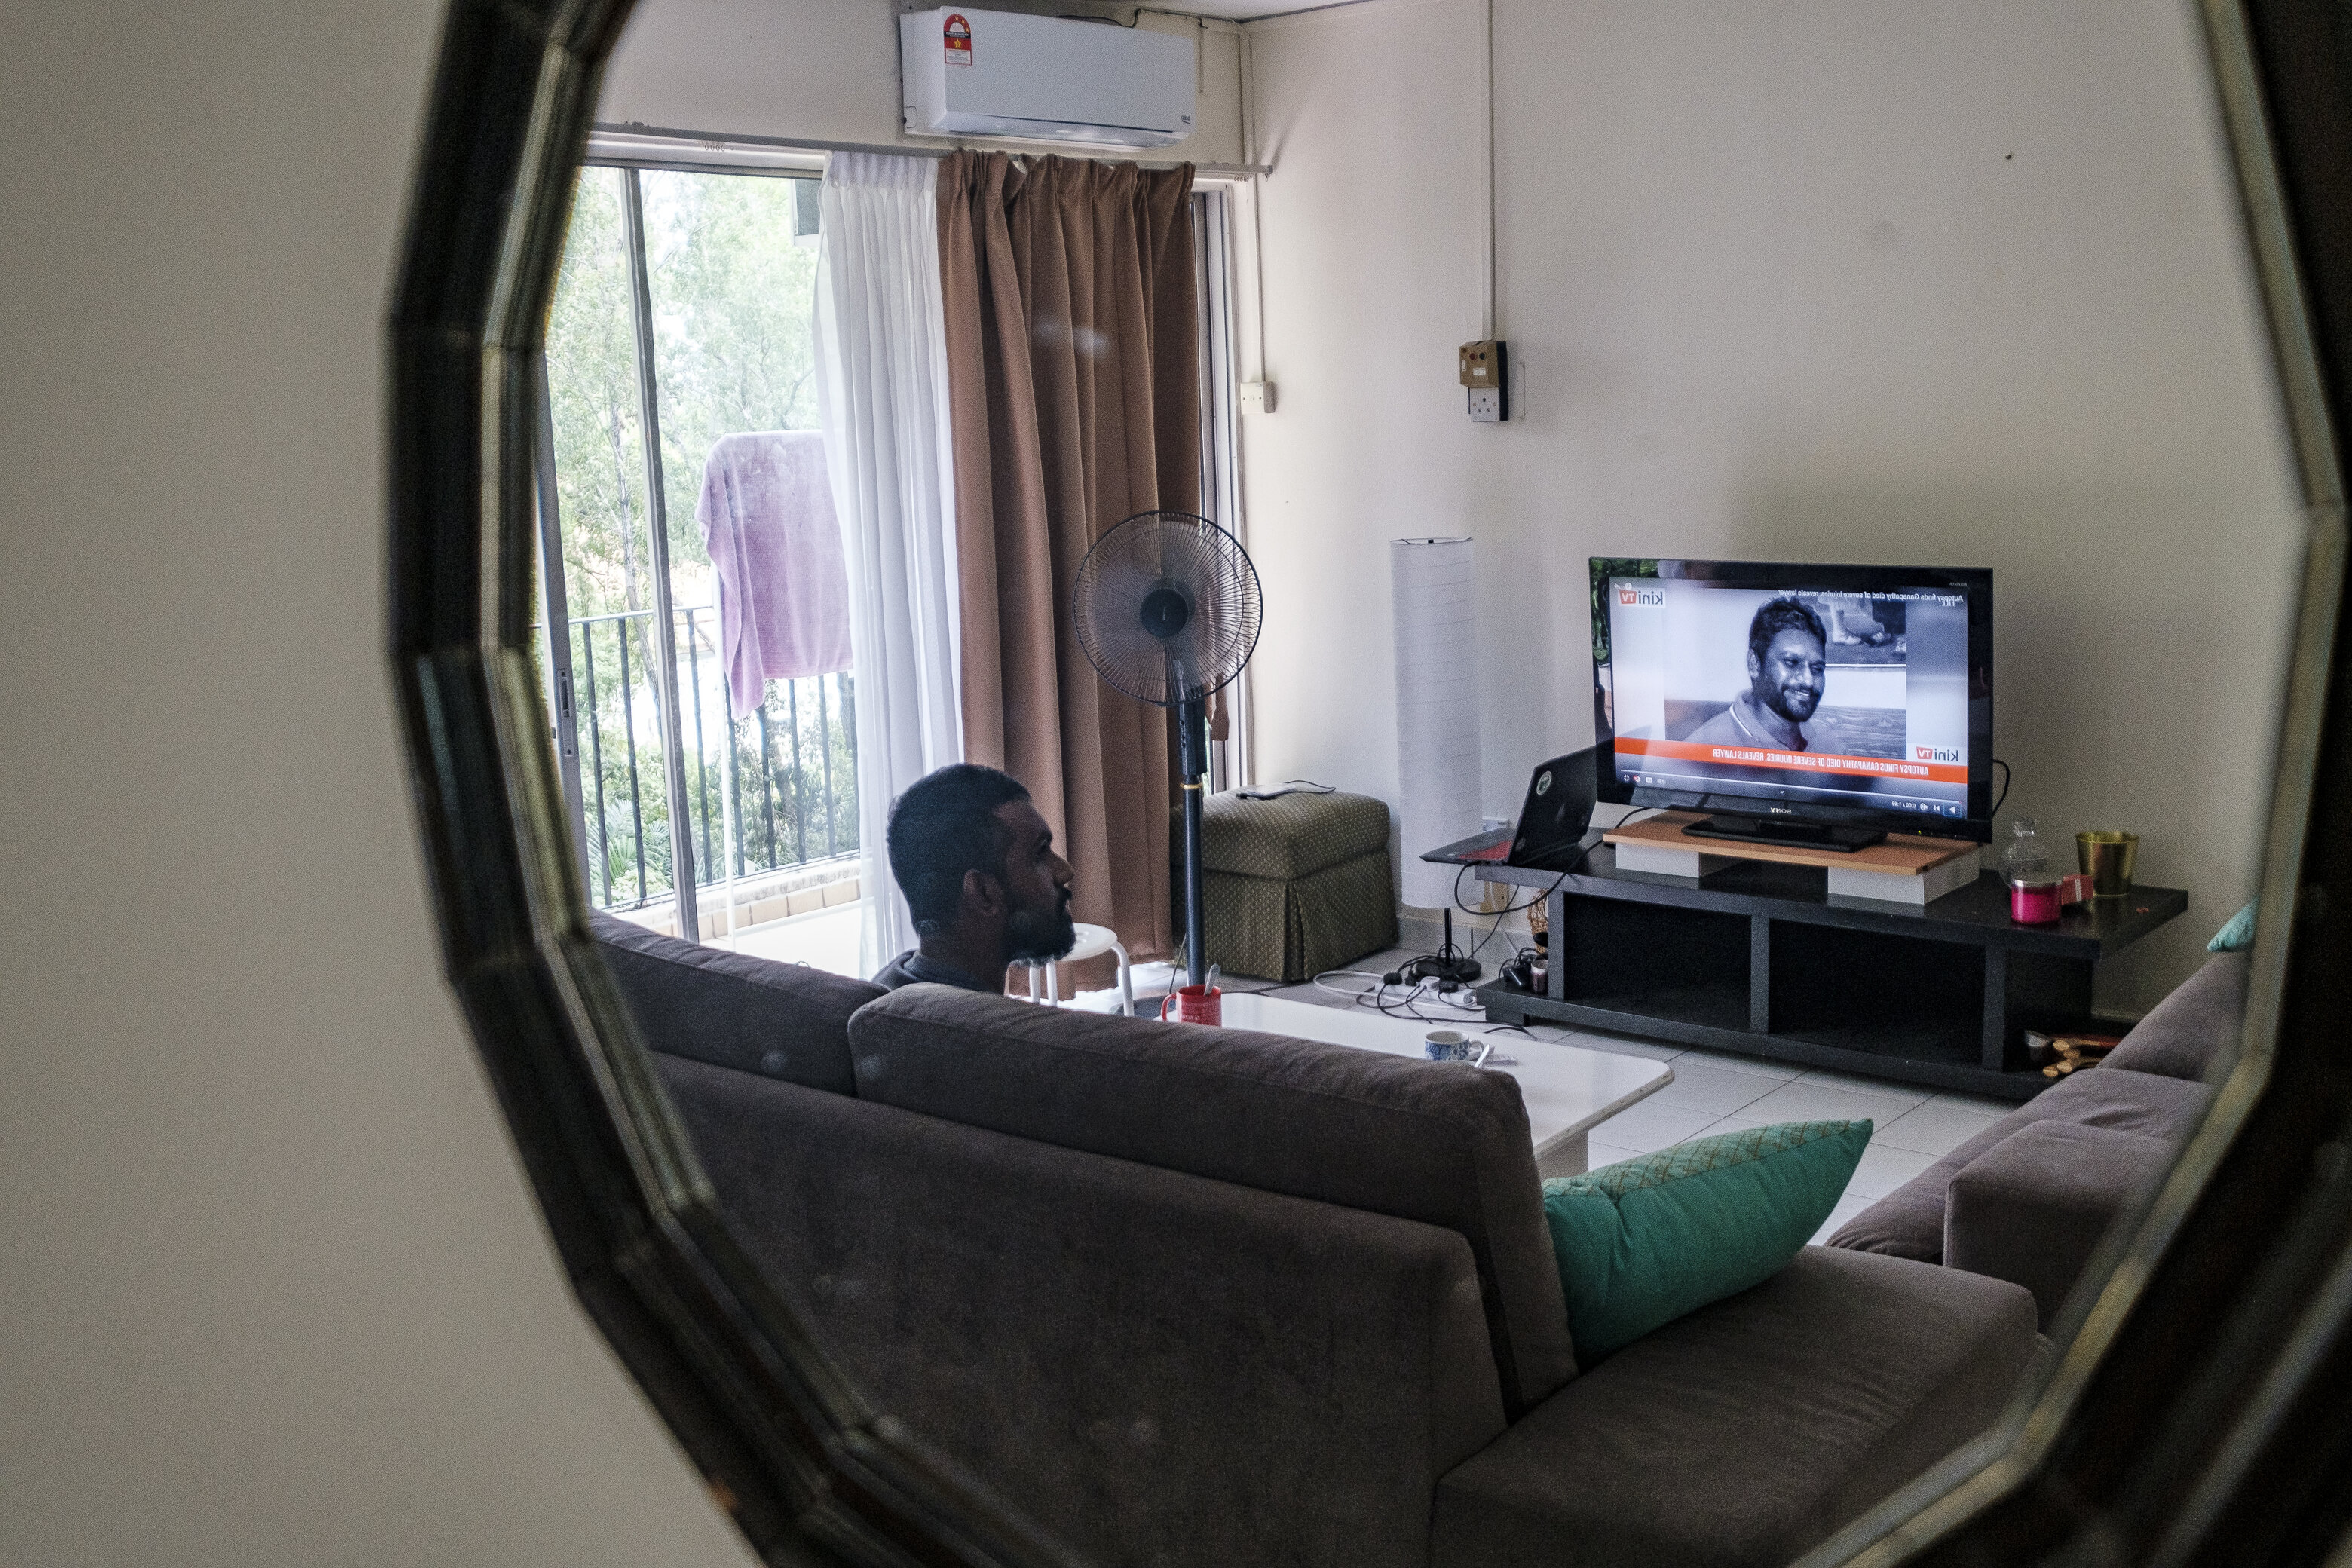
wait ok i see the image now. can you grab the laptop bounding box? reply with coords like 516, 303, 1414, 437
1421, 748, 1601, 872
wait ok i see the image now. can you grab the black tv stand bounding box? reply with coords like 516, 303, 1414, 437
1472, 848, 2186, 1101
1682, 813, 1885, 853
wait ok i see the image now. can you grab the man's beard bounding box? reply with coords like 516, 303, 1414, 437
1767, 682, 1820, 722
1006, 891, 1077, 963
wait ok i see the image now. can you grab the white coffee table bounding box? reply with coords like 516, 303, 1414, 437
1215, 992, 1674, 1178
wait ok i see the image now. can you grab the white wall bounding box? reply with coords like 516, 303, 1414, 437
0, 3, 756, 1563
1241, 0, 2304, 1010
602, 0, 1249, 167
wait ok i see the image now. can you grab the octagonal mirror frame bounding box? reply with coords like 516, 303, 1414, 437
386, 0, 2352, 1563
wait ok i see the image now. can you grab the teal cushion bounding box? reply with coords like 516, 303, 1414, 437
2209, 899, 2257, 953
1542, 1119, 1871, 1359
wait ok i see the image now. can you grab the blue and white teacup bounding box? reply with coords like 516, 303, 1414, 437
1423, 1029, 1475, 1062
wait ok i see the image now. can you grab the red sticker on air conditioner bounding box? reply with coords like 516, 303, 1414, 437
944, 13, 972, 66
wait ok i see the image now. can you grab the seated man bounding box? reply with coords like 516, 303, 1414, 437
872, 763, 1078, 993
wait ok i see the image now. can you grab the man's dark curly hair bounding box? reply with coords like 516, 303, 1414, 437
1747, 596, 1828, 666
887, 764, 1032, 936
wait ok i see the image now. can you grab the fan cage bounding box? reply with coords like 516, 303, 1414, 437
1072, 511, 1263, 708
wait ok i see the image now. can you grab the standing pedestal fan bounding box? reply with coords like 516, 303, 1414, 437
1073, 510, 1263, 991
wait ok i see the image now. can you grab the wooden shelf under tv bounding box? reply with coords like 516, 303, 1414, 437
1604, 810, 1980, 876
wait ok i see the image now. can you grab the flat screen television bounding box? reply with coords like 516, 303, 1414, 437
1590, 558, 1995, 850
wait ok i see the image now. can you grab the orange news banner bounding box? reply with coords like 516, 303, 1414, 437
1615, 737, 1969, 786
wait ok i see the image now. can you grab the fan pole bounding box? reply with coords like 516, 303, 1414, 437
1178, 695, 1209, 989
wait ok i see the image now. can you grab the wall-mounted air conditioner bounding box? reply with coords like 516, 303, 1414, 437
899, 8, 1195, 149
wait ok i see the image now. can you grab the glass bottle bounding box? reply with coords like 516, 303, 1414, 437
1999, 817, 2050, 881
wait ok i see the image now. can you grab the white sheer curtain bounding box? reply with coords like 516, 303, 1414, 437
813, 152, 963, 975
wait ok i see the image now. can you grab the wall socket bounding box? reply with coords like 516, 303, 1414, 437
1238, 380, 1276, 413
1459, 338, 1508, 422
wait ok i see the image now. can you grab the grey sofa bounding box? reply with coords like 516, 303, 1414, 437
1830, 953, 2246, 1326
593, 913, 2035, 1568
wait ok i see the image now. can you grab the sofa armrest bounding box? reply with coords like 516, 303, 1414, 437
1430, 1249, 2033, 1568
2100, 950, 2249, 1081
661, 1053, 1506, 1568
1945, 1119, 2177, 1328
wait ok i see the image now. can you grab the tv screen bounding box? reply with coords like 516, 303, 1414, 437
1591, 559, 1994, 844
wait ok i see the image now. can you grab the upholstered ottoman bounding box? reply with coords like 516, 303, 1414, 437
1175, 790, 1397, 982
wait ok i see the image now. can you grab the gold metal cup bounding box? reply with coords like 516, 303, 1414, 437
2076, 831, 2139, 898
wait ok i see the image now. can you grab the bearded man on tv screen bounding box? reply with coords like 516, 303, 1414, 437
1687, 597, 1850, 755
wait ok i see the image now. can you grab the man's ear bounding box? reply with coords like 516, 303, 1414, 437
960, 866, 1006, 918
1746, 649, 1762, 681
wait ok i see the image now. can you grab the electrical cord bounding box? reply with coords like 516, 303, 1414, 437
1309, 968, 1390, 1001
1378, 978, 1486, 1022
1992, 758, 2012, 819
1435, 808, 1663, 994
1309, 969, 1486, 1022
1447, 857, 1580, 969
1233, 779, 1336, 801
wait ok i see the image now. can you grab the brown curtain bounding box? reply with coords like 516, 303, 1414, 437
938, 152, 1201, 961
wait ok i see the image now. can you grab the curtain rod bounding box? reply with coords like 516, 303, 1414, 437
590, 122, 1271, 178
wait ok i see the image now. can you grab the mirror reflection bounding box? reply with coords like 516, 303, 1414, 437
535, 2, 2301, 1562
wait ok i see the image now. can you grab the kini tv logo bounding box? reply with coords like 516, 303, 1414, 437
1616, 585, 1664, 607
1916, 746, 1960, 763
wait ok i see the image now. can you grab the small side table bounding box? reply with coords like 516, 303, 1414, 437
1027, 923, 1135, 1015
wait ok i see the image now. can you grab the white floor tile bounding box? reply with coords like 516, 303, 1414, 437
1646, 1062, 1784, 1117
1585, 1141, 1646, 1171
1671, 1049, 1802, 1082
1582, 1097, 1721, 1153
1845, 1142, 1941, 1200
1565, 1031, 1686, 1063
1791, 1068, 1935, 1112
1931, 1089, 2017, 1119
1811, 1192, 1877, 1247
1487, 1021, 1577, 1044
1874, 1098, 2007, 1157
1281, 986, 1364, 1012
1738, 1077, 1930, 1127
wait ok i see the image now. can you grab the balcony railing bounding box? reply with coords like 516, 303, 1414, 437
562, 605, 857, 912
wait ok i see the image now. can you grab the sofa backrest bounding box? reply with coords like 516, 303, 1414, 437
589, 910, 880, 1095
2102, 951, 2249, 1081
847, 984, 1578, 1418
660, 1051, 1505, 1568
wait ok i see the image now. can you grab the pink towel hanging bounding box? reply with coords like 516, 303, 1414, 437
695, 430, 853, 719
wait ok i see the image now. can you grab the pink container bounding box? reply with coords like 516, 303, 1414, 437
2010, 876, 2064, 924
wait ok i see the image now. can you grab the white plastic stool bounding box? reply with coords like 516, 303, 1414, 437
1026, 923, 1134, 1015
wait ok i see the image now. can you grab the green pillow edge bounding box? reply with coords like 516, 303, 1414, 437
2210, 899, 2256, 953
1542, 1119, 1872, 1360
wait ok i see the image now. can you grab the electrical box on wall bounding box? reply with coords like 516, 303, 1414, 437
1460, 338, 1508, 422
899, 8, 1196, 148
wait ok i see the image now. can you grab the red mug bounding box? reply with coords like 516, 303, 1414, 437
1159, 984, 1223, 1026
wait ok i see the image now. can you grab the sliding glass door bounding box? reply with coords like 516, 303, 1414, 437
534, 161, 1248, 958
535, 163, 859, 959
